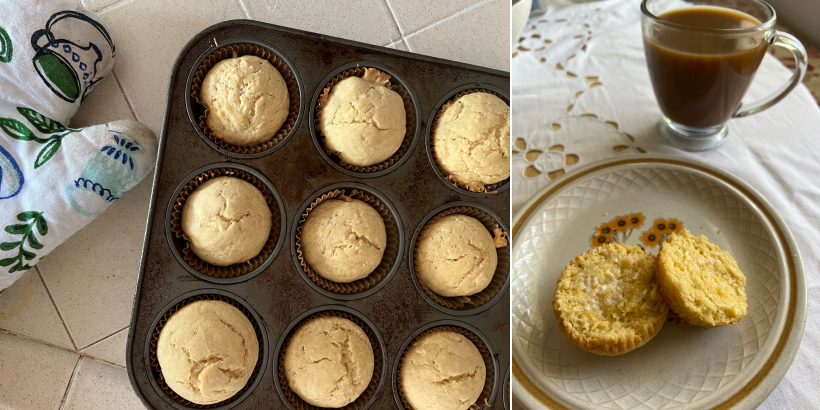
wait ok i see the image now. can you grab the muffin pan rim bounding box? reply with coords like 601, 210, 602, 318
407, 201, 511, 316
164, 162, 287, 284
271, 304, 389, 410
143, 288, 270, 410
307, 60, 422, 179
390, 319, 500, 410
425, 83, 511, 197
184, 36, 306, 159
288, 181, 406, 301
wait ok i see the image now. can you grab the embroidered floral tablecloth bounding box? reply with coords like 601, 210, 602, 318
512, 0, 820, 408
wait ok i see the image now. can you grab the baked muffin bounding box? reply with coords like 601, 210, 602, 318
301, 199, 386, 283
319, 68, 406, 166
400, 330, 485, 410
432, 92, 510, 191
553, 244, 668, 355
181, 176, 271, 266
415, 214, 497, 297
201, 55, 289, 146
157, 300, 258, 404
284, 316, 374, 407
657, 229, 747, 328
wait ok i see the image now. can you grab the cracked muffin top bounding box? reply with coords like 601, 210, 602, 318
301, 198, 386, 283
400, 330, 485, 410
318, 68, 406, 167
283, 316, 374, 407
201, 55, 290, 147
181, 176, 272, 266
415, 214, 497, 297
432, 92, 510, 191
157, 300, 259, 405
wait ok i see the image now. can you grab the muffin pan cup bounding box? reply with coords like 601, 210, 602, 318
310, 62, 420, 178
165, 163, 286, 284
291, 182, 404, 300
392, 320, 498, 410
273, 305, 387, 410
427, 84, 511, 196
409, 201, 511, 315
187, 38, 304, 158
127, 20, 508, 409
146, 289, 269, 410
503, 365, 511, 410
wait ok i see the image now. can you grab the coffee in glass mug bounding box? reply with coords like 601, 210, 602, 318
641, 0, 807, 151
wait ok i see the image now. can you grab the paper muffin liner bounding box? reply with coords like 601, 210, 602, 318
396, 326, 495, 410
413, 206, 509, 310
191, 43, 300, 154
148, 294, 264, 408
295, 189, 399, 294
169, 168, 280, 277
277, 310, 383, 410
314, 66, 416, 172
430, 89, 510, 193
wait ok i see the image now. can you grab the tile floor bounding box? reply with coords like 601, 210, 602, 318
0, 0, 509, 408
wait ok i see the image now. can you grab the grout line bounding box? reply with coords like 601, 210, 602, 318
112, 71, 139, 122
96, 0, 135, 15
58, 357, 82, 410
0, 328, 126, 369
401, 37, 413, 52
84, 354, 126, 369
36, 266, 79, 351
382, 0, 406, 40
236, 0, 251, 19
402, 0, 496, 40
0, 328, 79, 355
79, 324, 128, 351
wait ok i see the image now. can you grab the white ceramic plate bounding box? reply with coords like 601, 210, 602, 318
511, 155, 806, 410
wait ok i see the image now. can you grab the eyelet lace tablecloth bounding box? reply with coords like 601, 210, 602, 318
512, 0, 820, 408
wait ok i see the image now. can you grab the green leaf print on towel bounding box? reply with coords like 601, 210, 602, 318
17, 107, 67, 134
0, 211, 47, 273
0, 25, 11, 63
0, 108, 80, 169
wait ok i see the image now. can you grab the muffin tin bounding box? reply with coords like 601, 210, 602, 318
127, 20, 509, 409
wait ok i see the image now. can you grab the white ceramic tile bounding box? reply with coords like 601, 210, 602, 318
240, 0, 401, 46
62, 358, 144, 410
81, 326, 128, 367
98, 0, 246, 135
0, 270, 73, 350
37, 173, 154, 349
404, 0, 510, 72
70, 74, 135, 129
80, 0, 127, 13
0, 332, 79, 410
385, 0, 486, 35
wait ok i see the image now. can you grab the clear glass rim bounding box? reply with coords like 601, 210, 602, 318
640, 0, 777, 34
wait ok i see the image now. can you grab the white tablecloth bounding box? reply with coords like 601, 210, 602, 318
511, 0, 820, 408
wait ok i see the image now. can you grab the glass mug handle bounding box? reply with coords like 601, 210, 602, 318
733, 32, 807, 118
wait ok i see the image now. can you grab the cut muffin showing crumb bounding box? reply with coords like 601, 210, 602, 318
657, 229, 747, 328
553, 243, 668, 355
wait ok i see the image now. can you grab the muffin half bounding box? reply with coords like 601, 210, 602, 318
657, 229, 747, 328
553, 243, 667, 355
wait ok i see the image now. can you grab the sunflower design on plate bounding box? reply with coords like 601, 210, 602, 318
590, 213, 683, 252
638, 217, 684, 251
590, 212, 645, 247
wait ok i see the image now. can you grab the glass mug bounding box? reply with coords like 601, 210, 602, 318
641, 0, 807, 151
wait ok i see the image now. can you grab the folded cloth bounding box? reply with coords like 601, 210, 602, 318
0, 0, 157, 290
